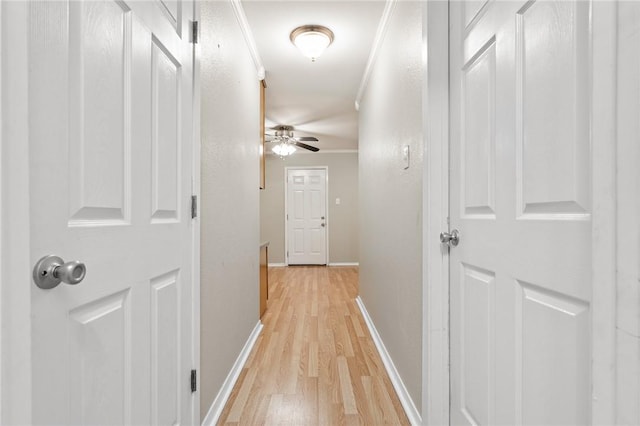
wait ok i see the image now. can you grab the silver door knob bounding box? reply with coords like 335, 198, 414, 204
33, 255, 87, 289
440, 229, 460, 247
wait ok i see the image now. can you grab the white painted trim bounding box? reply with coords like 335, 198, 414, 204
1, 2, 31, 424
0, 3, 4, 419
614, 4, 640, 423
356, 296, 421, 426
201, 321, 263, 426
590, 2, 618, 423
284, 167, 330, 266
421, 1, 450, 425
190, 0, 202, 423
327, 262, 359, 267
354, 0, 397, 111
267, 263, 286, 268
229, 0, 265, 80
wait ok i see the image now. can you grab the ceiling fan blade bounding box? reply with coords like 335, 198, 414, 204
295, 141, 319, 152
295, 136, 319, 142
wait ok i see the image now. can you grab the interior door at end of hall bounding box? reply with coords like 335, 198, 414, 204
449, 1, 593, 425
28, 1, 195, 424
287, 169, 327, 265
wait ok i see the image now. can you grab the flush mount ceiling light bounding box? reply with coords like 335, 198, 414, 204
290, 25, 334, 62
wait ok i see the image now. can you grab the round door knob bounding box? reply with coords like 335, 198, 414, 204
54, 260, 86, 285
33, 255, 87, 289
440, 229, 460, 247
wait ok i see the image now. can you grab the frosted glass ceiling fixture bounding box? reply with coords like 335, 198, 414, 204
290, 25, 334, 62
272, 140, 297, 157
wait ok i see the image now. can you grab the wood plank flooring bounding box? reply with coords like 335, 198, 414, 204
216, 266, 410, 426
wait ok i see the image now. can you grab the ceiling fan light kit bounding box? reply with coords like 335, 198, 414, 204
272, 142, 296, 157
266, 125, 321, 157
290, 25, 334, 62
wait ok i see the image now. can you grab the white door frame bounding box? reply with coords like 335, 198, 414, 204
589, 3, 617, 421
191, 0, 202, 422
2, 2, 32, 423
421, 2, 449, 425
420, 1, 617, 425
0, 2, 202, 423
284, 166, 329, 266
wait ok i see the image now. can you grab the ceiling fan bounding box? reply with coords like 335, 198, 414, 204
266, 125, 319, 156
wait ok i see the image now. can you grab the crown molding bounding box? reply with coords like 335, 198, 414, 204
230, 0, 265, 80
354, 0, 397, 111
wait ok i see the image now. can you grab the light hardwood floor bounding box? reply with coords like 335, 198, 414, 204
216, 266, 410, 426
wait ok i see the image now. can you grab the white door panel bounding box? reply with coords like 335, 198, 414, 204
287, 168, 327, 265
29, 1, 194, 424
450, 1, 593, 425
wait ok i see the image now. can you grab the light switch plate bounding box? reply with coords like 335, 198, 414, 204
403, 145, 410, 169
336, 198, 341, 205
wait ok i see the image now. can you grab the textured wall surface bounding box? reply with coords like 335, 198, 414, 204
200, 2, 261, 421
260, 152, 359, 265
358, 1, 423, 410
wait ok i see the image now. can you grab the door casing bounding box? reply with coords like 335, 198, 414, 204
284, 166, 329, 266
421, 2, 450, 425
2, 2, 32, 423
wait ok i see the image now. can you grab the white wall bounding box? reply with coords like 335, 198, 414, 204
260, 152, 359, 265
358, 0, 423, 412
200, 2, 261, 421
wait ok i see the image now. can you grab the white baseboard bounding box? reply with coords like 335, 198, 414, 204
201, 321, 263, 426
355, 296, 422, 426
267, 262, 286, 267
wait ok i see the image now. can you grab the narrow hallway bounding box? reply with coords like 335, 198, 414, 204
217, 266, 409, 425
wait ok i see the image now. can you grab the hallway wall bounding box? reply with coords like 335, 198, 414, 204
200, 2, 261, 421
260, 152, 359, 265
357, 0, 423, 413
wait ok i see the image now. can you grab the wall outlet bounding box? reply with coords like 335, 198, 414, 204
336, 198, 341, 205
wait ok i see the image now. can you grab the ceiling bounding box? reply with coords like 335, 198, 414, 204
242, 1, 385, 151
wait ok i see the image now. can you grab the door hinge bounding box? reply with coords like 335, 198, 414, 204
191, 21, 199, 44
191, 369, 197, 392
191, 195, 198, 219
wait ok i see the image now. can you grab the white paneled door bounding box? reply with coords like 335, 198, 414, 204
286, 168, 327, 265
450, 1, 595, 424
29, 1, 195, 424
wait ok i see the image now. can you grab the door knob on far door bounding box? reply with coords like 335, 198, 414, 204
33, 255, 87, 289
321, 223, 326, 227
440, 229, 460, 247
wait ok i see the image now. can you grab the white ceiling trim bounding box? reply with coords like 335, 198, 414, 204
230, 0, 266, 80
354, 0, 397, 111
